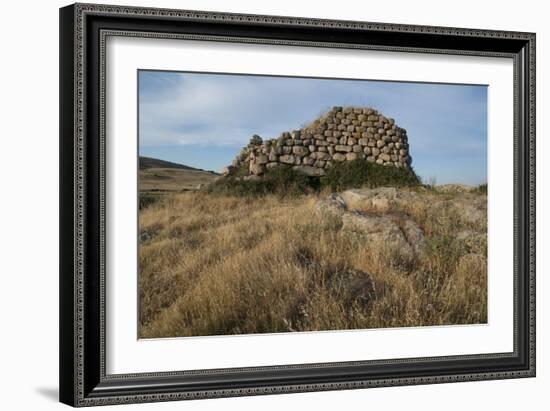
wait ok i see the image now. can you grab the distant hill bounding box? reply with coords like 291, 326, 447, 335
139, 156, 217, 174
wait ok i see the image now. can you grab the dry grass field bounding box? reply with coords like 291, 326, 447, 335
138, 185, 487, 338
139, 167, 218, 193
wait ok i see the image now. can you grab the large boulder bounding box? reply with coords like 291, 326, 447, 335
316, 190, 427, 262
341, 187, 418, 212
292, 146, 309, 157
342, 212, 416, 262
292, 165, 326, 177
316, 193, 347, 218
249, 163, 265, 175
279, 154, 295, 164
255, 154, 268, 165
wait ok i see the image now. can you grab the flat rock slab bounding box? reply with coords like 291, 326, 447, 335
342, 212, 417, 262
292, 165, 326, 177
341, 187, 418, 212
316, 193, 347, 217
316, 189, 426, 263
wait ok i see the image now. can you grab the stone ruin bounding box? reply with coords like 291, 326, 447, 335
223, 106, 412, 178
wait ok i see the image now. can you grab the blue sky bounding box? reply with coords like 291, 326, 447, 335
139, 70, 487, 185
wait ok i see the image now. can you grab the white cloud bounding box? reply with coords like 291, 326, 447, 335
139, 73, 332, 147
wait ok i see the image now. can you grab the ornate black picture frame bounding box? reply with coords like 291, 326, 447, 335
59, 3, 535, 407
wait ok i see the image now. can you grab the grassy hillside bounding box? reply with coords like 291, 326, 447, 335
140, 167, 218, 194
139, 155, 212, 171
138, 187, 487, 338
138, 156, 219, 206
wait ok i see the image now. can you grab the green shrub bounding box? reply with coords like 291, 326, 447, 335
321, 159, 420, 191
206, 166, 320, 198
207, 159, 420, 197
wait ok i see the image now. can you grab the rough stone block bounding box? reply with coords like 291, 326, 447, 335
379, 153, 391, 162
293, 146, 308, 156
333, 153, 346, 162
279, 154, 295, 164
303, 157, 315, 166
335, 145, 352, 152
250, 163, 265, 175
224, 106, 411, 178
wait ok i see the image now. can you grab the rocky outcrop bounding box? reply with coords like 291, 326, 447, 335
225, 106, 412, 177
340, 187, 419, 213
342, 212, 417, 260
317, 188, 426, 264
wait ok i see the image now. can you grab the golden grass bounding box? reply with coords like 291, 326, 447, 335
138, 189, 487, 338
139, 167, 218, 192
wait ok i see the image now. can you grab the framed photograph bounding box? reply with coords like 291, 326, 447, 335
59, 3, 535, 407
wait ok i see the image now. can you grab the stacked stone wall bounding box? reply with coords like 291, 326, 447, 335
224, 106, 412, 177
